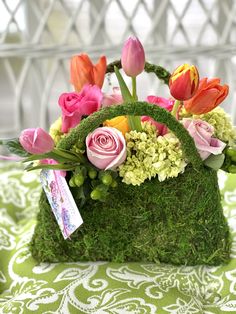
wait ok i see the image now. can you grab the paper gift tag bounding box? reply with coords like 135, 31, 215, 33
40, 169, 83, 239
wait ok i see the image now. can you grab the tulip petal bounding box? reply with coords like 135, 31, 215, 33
93, 56, 107, 88
184, 77, 229, 114
70, 54, 107, 92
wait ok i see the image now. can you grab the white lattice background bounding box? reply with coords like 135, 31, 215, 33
0, 0, 236, 137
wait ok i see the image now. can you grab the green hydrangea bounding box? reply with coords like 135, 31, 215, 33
49, 117, 64, 145
119, 122, 186, 185
180, 107, 236, 144
196, 108, 236, 145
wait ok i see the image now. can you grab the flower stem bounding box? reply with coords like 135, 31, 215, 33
128, 116, 142, 132
127, 76, 142, 132
132, 76, 137, 101
171, 100, 181, 118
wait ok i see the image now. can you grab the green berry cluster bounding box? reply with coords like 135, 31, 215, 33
69, 166, 118, 202
90, 171, 118, 201
222, 148, 236, 173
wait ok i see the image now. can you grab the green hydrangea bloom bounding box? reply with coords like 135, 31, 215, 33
196, 108, 236, 145
49, 117, 64, 145
180, 107, 236, 144
119, 122, 186, 185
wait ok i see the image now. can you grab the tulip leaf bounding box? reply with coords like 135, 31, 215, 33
23, 149, 85, 164
204, 153, 225, 170
114, 66, 133, 102
53, 148, 86, 163
0, 138, 30, 157
25, 163, 77, 172
114, 66, 142, 132
23, 152, 61, 163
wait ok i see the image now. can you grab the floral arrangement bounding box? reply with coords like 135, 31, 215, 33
1, 37, 235, 202
1, 37, 236, 265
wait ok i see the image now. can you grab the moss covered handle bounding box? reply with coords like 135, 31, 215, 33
57, 102, 203, 169
106, 60, 171, 85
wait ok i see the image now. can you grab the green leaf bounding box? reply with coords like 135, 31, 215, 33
53, 148, 85, 163
114, 66, 133, 102
204, 153, 225, 170
22, 152, 54, 163
22, 148, 85, 164
114, 66, 142, 132
25, 163, 77, 172
0, 138, 30, 157
127, 116, 142, 132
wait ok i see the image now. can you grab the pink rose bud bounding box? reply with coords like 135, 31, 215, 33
86, 127, 127, 170
19, 128, 54, 155
59, 85, 103, 133
121, 36, 145, 77
182, 119, 226, 160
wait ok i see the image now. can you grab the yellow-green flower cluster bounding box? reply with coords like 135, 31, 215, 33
180, 107, 236, 145
119, 122, 186, 185
49, 117, 64, 145
196, 108, 236, 145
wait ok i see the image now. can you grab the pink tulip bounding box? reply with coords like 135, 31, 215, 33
142, 96, 175, 135
59, 84, 103, 133
121, 36, 145, 77
182, 119, 226, 160
19, 128, 54, 155
102, 87, 123, 107
86, 127, 126, 170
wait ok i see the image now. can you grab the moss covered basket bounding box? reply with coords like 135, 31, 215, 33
30, 100, 231, 266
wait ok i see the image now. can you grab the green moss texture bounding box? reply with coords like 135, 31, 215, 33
30, 101, 231, 265
31, 165, 230, 265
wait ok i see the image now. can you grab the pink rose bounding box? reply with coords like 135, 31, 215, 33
102, 87, 123, 107
19, 128, 54, 155
182, 118, 226, 160
142, 96, 175, 135
59, 84, 103, 133
86, 127, 127, 170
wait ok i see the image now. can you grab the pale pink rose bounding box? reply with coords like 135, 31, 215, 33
182, 118, 226, 160
142, 96, 175, 135
102, 87, 123, 107
19, 128, 54, 155
59, 84, 103, 133
86, 127, 126, 170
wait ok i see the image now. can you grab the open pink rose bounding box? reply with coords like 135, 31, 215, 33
19, 128, 54, 155
86, 127, 126, 170
182, 118, 226, 160
102, 87, 123, 107
142, 96, 174, 135
59, 84, 103, 133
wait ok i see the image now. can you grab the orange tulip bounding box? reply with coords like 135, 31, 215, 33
103, 116, 130, 136
70, 54, 107, 92
169, 64, 199, 101
184, 78, 229, 115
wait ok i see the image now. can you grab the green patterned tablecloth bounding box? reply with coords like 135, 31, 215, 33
0, 162, 236, 313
